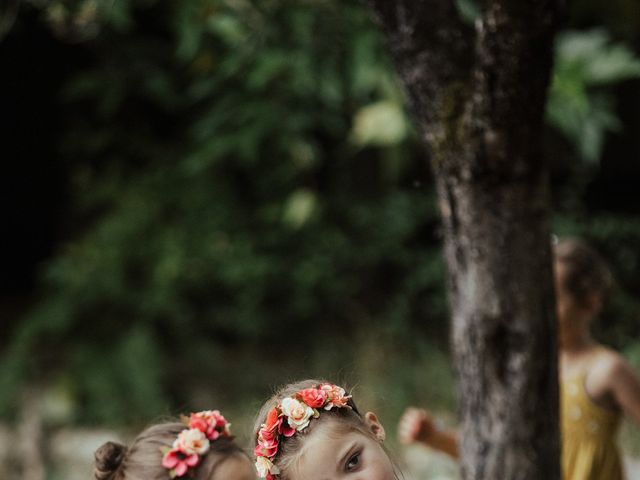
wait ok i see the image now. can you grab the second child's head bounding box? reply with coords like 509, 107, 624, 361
253, 379, 397, 480
94, 410, 255, 480
553, 237, 613, 330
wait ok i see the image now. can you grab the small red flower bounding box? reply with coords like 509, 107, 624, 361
264, 407, 281, 432
298, 388, 328, 408
189, 410, 231, 441
162, 448, 199, 478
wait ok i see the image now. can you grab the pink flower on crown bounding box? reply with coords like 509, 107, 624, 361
260, 426, 277, 443
162, 448, 200, 478
279, 421, 295, 437
256, 428, 279, 458
189, 410, 231, 440
173, 428, 210, 456
280, 397, 316, 431
298, 388, 328, 408
320, 384, 351, 410
255, 436, 278, 458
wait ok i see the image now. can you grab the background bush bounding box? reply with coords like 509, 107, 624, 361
1, 0, 640, 433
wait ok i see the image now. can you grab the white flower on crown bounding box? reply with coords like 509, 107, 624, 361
256, 456, 280, 477
280, 397, 316, 431
173, 428, 210, 456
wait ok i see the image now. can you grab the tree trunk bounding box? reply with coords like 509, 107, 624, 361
367, 2, 563, 479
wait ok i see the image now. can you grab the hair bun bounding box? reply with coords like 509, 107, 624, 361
94, 441, 127, 480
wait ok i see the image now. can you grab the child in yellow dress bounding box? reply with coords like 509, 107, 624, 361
398, 237, 640, 480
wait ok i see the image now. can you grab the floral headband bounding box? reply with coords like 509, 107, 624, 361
254, 383, 352, 479
161, 410, 232, 478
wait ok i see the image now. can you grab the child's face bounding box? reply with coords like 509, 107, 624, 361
211, 454, 256, 480
553, 261, 575, 326
553, 260, 601, 331
288, 413, 395, 480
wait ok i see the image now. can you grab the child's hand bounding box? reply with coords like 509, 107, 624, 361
397, 407, 435, 444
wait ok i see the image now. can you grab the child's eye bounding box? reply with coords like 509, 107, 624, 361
346, 452, 361, 471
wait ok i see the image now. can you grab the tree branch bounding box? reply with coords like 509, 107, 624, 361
366, 0, 475, 133
465, 0, 565, 178
475, 0, 564, 119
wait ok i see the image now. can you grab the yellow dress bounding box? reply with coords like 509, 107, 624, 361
561, 354, 623, 480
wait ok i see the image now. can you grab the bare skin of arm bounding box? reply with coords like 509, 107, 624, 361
586, 348, 640, 424
398, 350, 640, 461
397, 407, 459, 458
611, 358, 640, 423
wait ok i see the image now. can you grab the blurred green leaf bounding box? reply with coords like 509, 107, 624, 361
350, 100, 409, 147
547, 29, 640, 162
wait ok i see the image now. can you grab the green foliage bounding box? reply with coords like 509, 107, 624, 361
547, 30, 640, 162
455, 0, 480, 23
3, 0, 640, 426
2, 0, 445, 424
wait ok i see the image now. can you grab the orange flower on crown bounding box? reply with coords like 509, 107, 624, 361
320, 384, 350, 410
298, 388, 328, 408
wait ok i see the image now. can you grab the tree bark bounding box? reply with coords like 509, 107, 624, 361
367, 2, 563, 479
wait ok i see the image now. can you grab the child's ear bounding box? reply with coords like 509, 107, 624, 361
364, 411, 386, 442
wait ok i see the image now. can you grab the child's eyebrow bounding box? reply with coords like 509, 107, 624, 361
337, 441, 357, 472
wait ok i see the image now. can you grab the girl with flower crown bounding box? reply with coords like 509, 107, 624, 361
253, 379, 401, 480
93, 410, 255, 480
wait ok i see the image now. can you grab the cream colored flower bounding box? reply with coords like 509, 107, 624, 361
256, 456, 279, 477
281, 397, 316, 431
173, 428, 210, 456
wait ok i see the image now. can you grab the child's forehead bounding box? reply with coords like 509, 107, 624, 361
289, 411, 365, 444
295, 426, 365, 473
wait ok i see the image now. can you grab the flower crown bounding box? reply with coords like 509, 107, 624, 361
254, 383, 352, 479
161, 410, 232, 478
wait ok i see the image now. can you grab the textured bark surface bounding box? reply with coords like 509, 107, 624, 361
367, 2, 563, 479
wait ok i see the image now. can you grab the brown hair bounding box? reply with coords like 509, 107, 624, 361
554, 237, 614, 306
94, 421, 247, 480
253, 379, 398, 480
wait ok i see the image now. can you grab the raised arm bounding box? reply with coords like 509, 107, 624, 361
398, 407, 460, 459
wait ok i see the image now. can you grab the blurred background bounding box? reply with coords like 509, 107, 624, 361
1, 0, 640, 478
